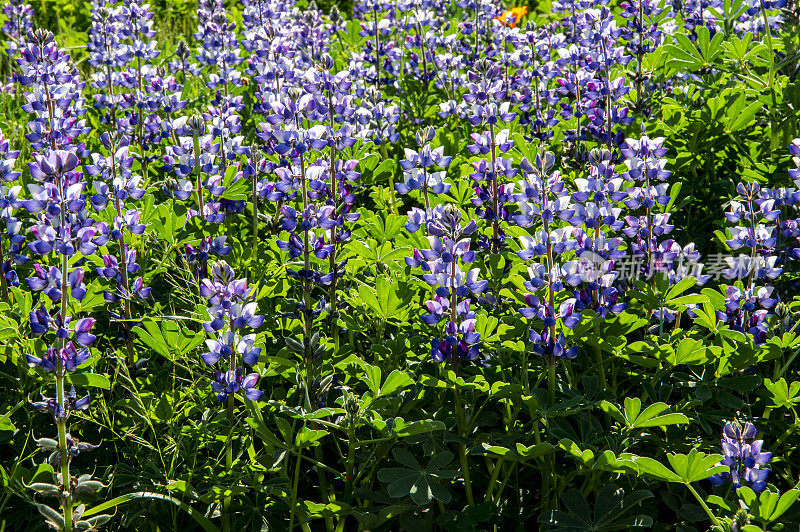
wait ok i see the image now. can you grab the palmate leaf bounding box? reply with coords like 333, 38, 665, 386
379, 370, 414, 397
737, 487, 800, 525
358, 362, 415, 397
632, 449, 726, 484
539, 485, 653, 531
667, 450, 727, 483
133, 318, 205, 362
599, 397, 689, 430
295, 427, 327, 448
630, 457, 682, 483
377, 448, 458, 505
373, 417, 445, 437
357, 275, 413, 322
763, 378, 800, 410
558, 440, 639, 475
664, 26, 725, 71
674, 338, 711, 365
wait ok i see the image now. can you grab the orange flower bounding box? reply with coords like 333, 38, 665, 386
495, 5, 527, 28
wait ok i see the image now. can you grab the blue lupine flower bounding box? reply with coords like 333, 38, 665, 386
709, 422, 772, 493
211, 368, 264, 402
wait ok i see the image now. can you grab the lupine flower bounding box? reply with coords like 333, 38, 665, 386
407, 205, 486, 366
26, 342, 91, 374
211, 368, 264, 402
708, 421, 772, 493
0, 130, 24, 296
29, 387, 90, 420
396, 127, 452, 218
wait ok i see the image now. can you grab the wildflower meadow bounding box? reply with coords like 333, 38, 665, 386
0, 0, 799, 529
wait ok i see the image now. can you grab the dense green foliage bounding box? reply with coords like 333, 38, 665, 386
0, 0, 800, 531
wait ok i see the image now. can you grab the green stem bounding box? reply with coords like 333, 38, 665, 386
593, 323, 607, 390
685, 482, 720, 527
314, 445, 334, 532
492, 462, 515, 505
547, 357, 556, 407
56, 374, 72, 532
251, 166, 259, 267
0, 265, 8, 303
775, 346, 800, 380
223, 393, 234, 532
484, 457, 505, 502
288, 444, 304, 532
57, 166, 72, 531
454, 387, 474, 505
223, 312, 237, 532
344, 425, 356, 501
522, 350, 530, 395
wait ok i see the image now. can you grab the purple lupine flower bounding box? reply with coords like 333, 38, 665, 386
201, 332, 261, 365
708, 421, 772, 493
2, 0, 33, 58
29, 386, 90, 420
25, 264, 87, 302
513, 149, 580, 361
185, 236, 231, 280
200, 261, 263, 402
18, 29, 102, 522
716, 175, 791, 343
0, 130, 24, 295
26, 342, 90, 374
194, 8, 244, 92
408, 205, 485, 366
528, 328, 578, 359
396, 127, 452, 218
211, 368, 264, 402
1, 0, 34, 92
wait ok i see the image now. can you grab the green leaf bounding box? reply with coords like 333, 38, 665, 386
738, 486, 800, 524
717, 375, 761, 392
389, 418, 445, 437
0, 403, 22, 431
515, 442, 555, 461
728, 100, 763, 132
540, 485, 654, 531
632, 405, 688, 429
631, 456, 683, 483
377, 449, 456, 505
361, 363, 382, 396
83, 491, 220, 531
666, 449, 727, 483
379, 370, 414, 397
358, 285, 381, 319
763, 378, 800, 409
558, 439, 595, 465
769, 489, 800, 522
295, 428, 327, 448
665, 294, 709, 310
600, 398, 688, 430
665, 276, 697, 300
133, 321, 171, 360
65, 373, 111, 390
674, 338, 709, 365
